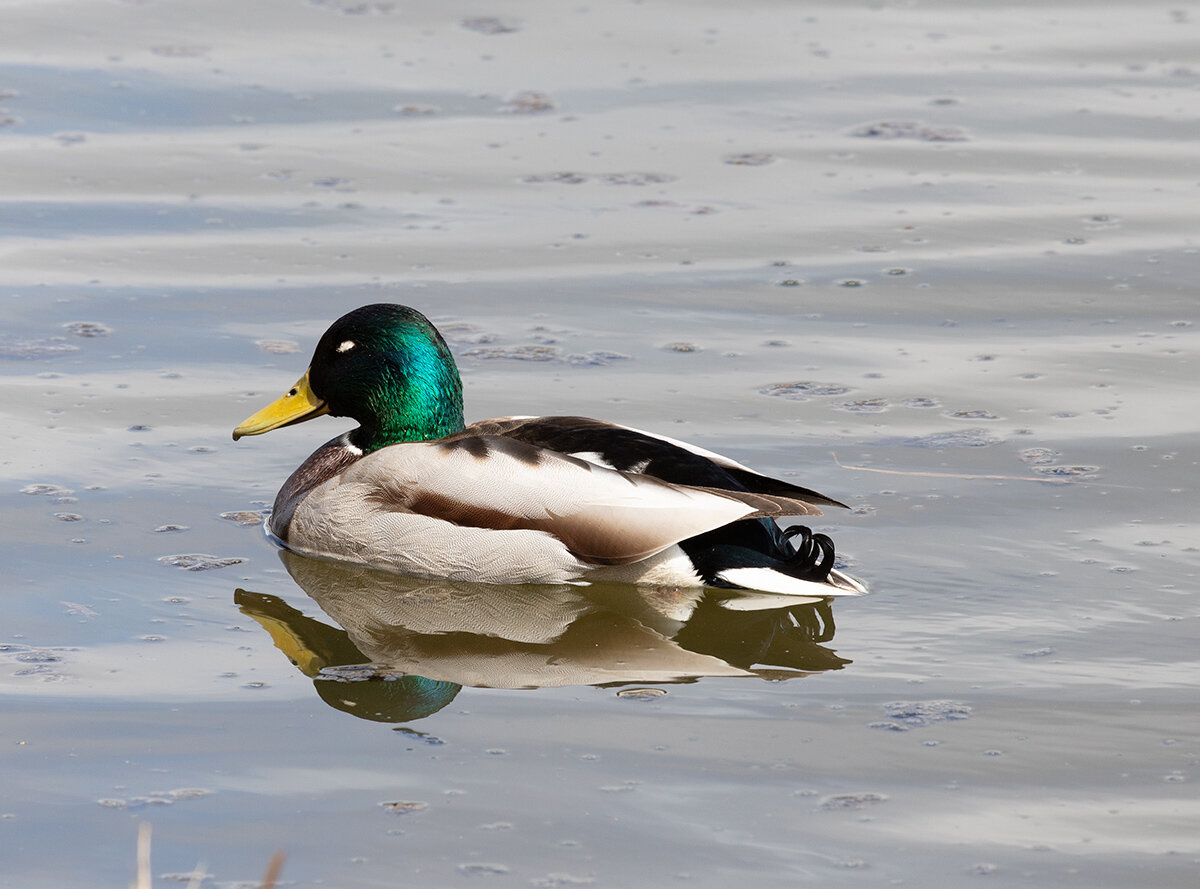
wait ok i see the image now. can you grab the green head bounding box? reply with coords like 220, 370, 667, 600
234, 304, 465, 452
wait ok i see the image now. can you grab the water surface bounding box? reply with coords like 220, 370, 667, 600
1, 1, 1197, 887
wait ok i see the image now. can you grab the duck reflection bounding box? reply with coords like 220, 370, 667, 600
235, 551, 852, 723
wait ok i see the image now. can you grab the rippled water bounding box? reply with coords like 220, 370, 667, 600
2, 1, 1197, 887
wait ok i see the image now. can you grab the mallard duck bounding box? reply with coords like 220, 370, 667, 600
233, 304, 866, 597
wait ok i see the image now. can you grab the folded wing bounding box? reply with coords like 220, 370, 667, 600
343, 434, 824, 566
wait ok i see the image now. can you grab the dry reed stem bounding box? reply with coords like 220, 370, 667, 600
260, 850, 287, 889
832, 452, 1078, 485
131, 823, 285, 889
135, 822, 151, 889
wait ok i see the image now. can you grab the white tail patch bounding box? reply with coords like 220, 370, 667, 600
714, 567, 866, 598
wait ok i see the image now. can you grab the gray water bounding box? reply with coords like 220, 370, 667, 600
1, 1, 1197, 886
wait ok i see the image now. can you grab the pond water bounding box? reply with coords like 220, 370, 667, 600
1, 1, 1197, 887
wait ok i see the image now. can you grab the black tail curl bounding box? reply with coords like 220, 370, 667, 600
781, 525, 836, 583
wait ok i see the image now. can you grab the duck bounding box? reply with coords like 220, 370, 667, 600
233, 304, 866, 597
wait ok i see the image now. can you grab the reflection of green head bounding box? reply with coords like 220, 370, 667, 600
313, 675, 460, 723
234, 588, 461, 723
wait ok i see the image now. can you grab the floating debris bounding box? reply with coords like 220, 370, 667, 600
462, 16, 520, 34
21, 483, 75, 497
463, 344, 561, 362
0, 337, 79, 359
95, 788, 212, 811
457, 863, 511, 876
760, 381, 853, 400
63, 321, 112, 338
945, 409, 1000, 420
836, 398, 889, 413
153, 524, 189, 533
393, 727, 445, 746
157, 554, 246, 571
522, 171, 588, 185
566, 351, 630, 367
219, 510, 268, 526
437, 323, 499, 345
395, 103, 440, 115
381, 801, 428, 815
149, 45, 210, 58
615, 687, 667, 700
852, 120, 968, 142
723, 152, 775, 166
598, 172, 674, 186
312, 176, 353, 189
1019, 447, 1060, 465
876, 700, 972, 730
899, 396, 939, 409
531, 875, 596, 888
498, 91, 554, 114
1035, 464, 1100, 477
13, 649, 63, 664
819, 792, 889, 810
891, 429, 1002, 448
62, 601, 99, 616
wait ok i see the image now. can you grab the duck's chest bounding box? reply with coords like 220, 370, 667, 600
268, 435, 363, 542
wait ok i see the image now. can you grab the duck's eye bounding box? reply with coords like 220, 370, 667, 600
336, 340, 356, 354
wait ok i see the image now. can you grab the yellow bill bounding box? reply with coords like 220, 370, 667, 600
233, 371, 330, 440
